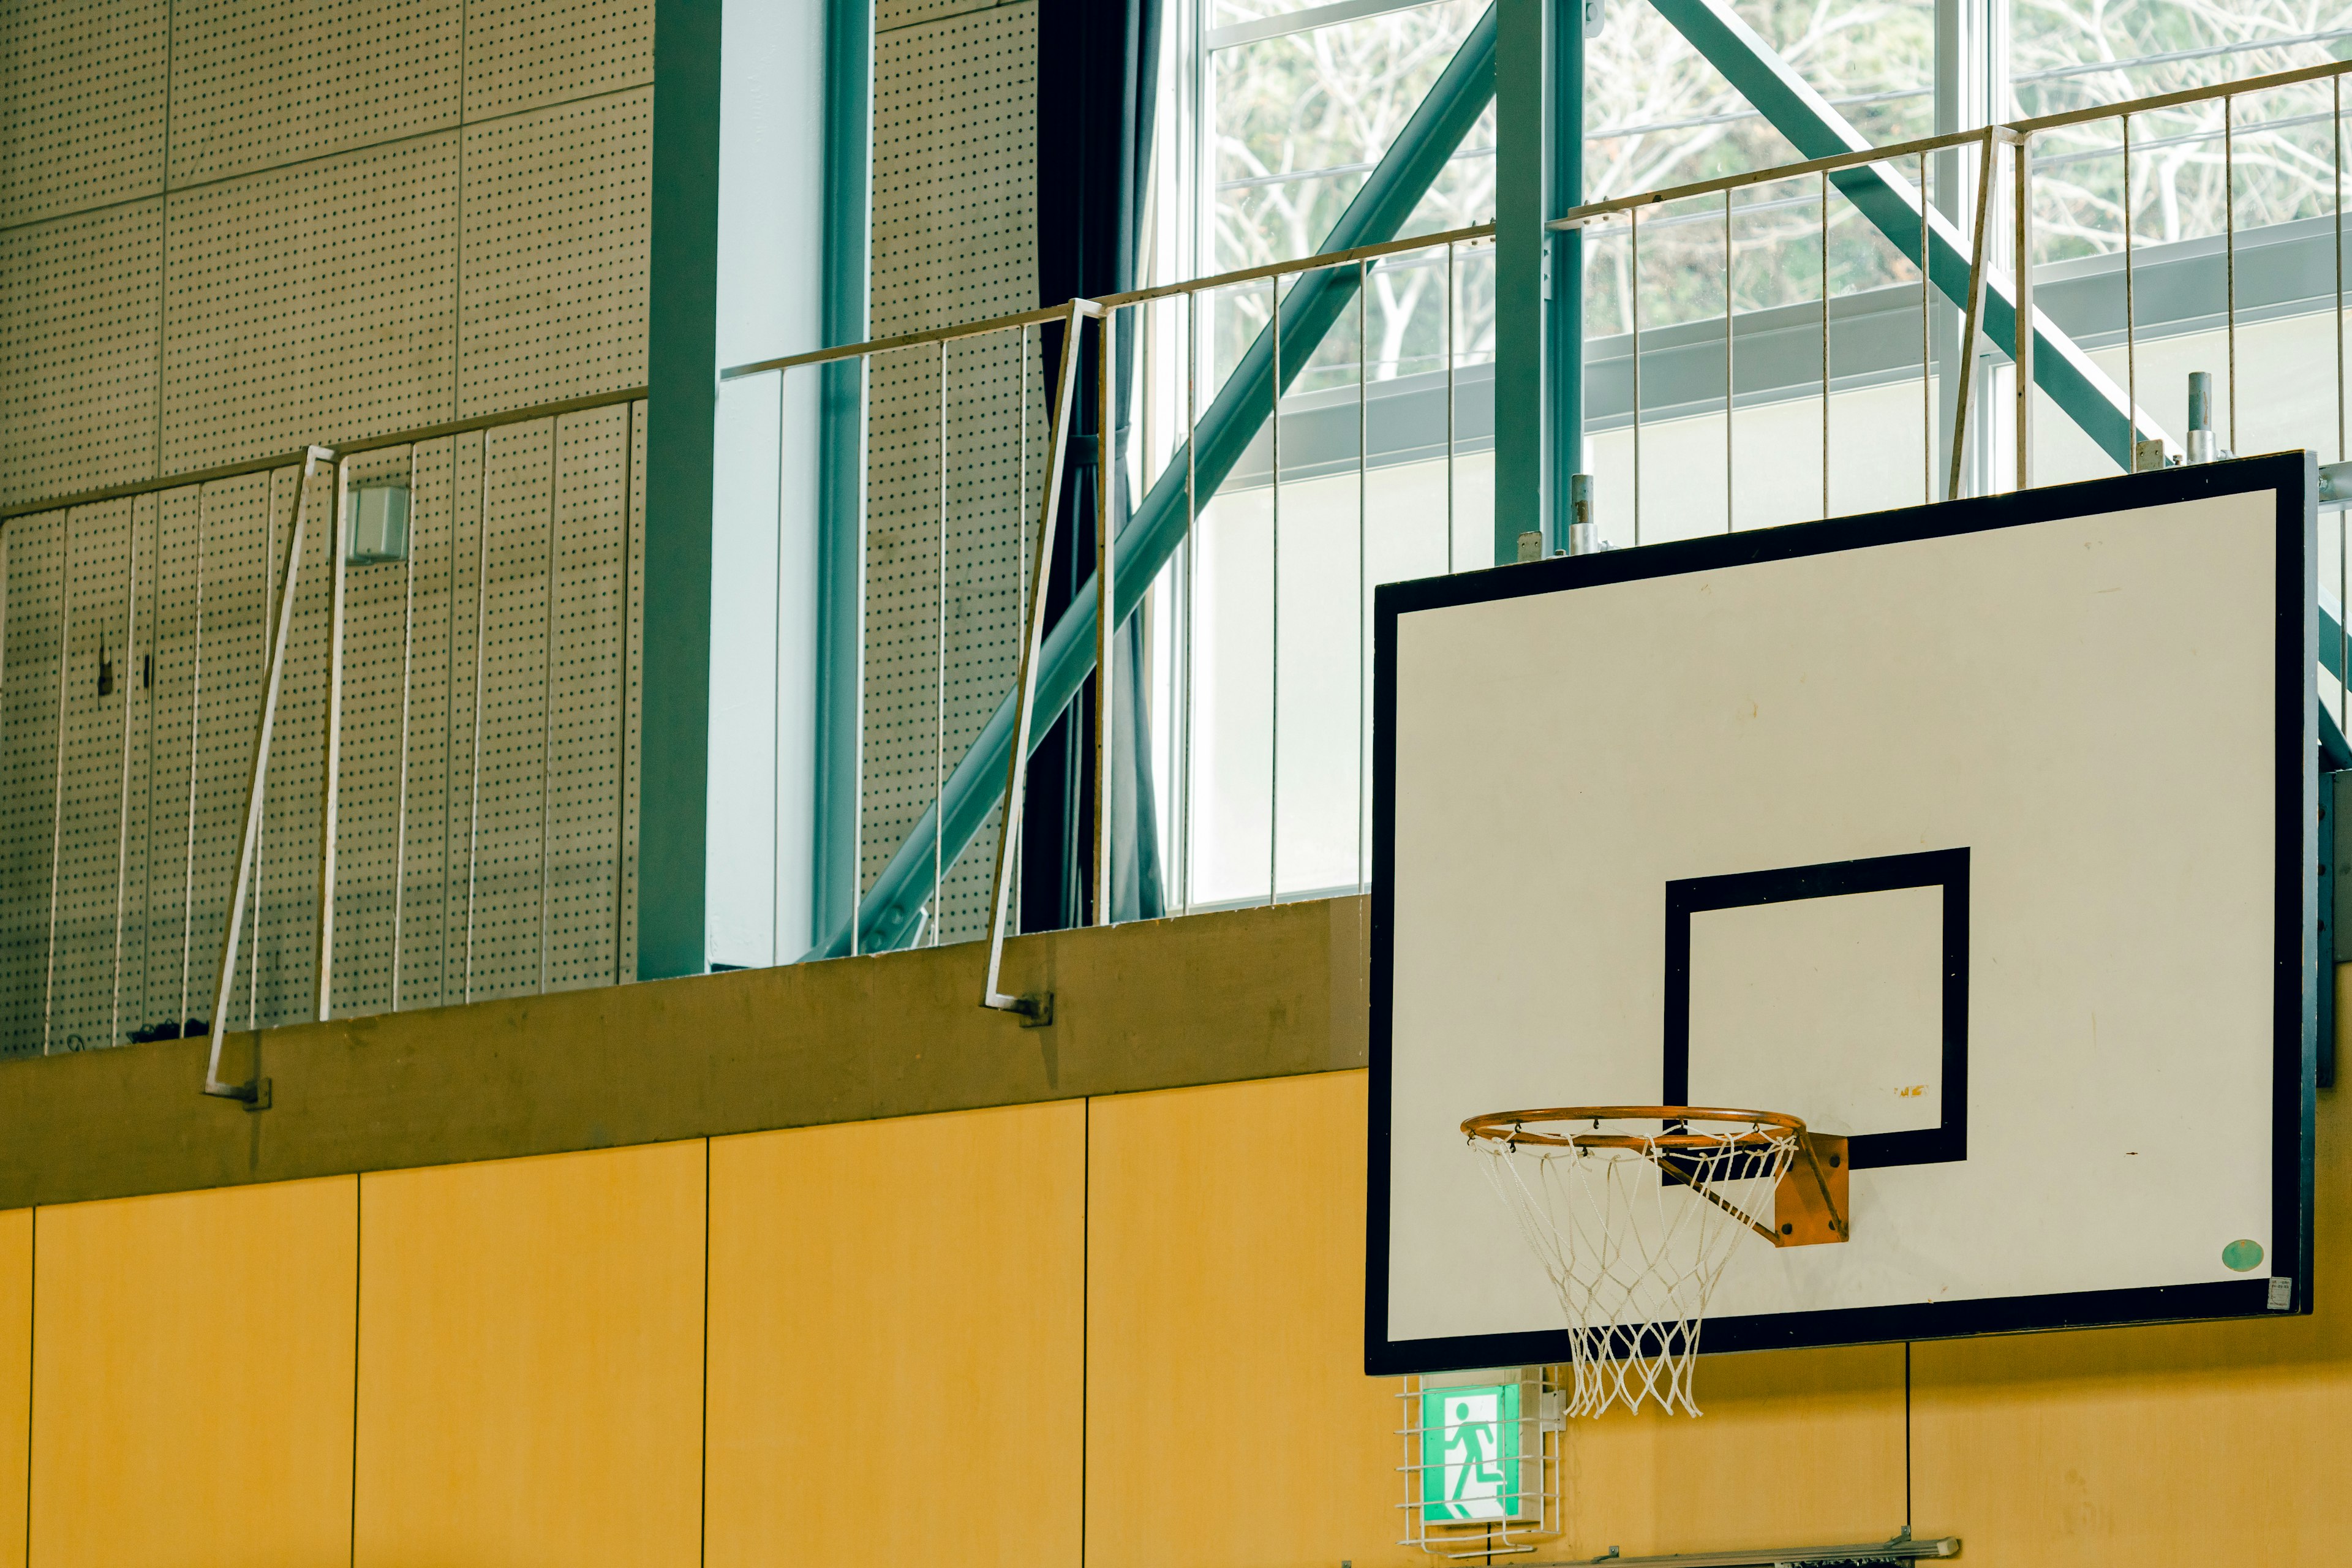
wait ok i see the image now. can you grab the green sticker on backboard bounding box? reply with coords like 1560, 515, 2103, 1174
2222, 1238, 2264, 1272
1420, 1384, 1521, 1523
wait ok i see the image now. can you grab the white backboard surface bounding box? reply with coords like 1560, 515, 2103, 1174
1367, 460, 2318, 1372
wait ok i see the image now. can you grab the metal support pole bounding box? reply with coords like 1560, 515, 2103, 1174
2012, 132, 2034, 493
1725, 190, 1735, 532
206, 445, 332, 1102
1947, 130, 1997, 502
1268, 276, 1281, 903
1920, 151, 1931, 502
982, 298, 1093, 1016
2125, 115, 2138, 468
1356, 257, 1369, 892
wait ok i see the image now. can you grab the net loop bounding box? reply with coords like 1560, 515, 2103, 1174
1463, 1107, 1800, 1419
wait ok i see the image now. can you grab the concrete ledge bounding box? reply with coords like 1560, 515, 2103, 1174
0, 897, 1371, 1209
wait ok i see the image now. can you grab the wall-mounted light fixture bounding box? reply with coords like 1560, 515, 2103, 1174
348, 481, 412, 564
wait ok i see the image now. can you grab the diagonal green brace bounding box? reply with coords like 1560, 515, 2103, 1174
805, 1, 1502, 958
1648, 0, 2168, 470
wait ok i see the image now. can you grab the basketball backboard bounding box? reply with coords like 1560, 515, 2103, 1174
1367, 455, 2319, 1374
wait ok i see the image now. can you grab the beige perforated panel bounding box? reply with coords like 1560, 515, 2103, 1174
546, 405, 626, 989
0, 0, 166, 227
876, 0, 1024, 42
389, 435, 461, 1013
463, 418, 549, 998
0, 511, 64, 1055
329, 447, 429, 1017
619, 397, 643, 982
464, 0, 650, 119
0, 200, 163, 508
162, 137, 459, 473
865, 2, 1037, 942
167, 0, 461, 188
458, 89, 649, 418
138, 484, 202, 1035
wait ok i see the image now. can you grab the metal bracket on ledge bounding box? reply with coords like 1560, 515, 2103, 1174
203, 1075, 271, 1112
1557, 1527, 1959, 1567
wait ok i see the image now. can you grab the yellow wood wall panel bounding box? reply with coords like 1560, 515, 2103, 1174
704, 1100, 1085, 1568
28, 1177, 356, 1568
0, 1210, 28, 1568
1085, 1071, 1414, 1568
352, 1140, 704, 1568
1558, 1343, 1908, 1557
1911, 1072, 2352, 1564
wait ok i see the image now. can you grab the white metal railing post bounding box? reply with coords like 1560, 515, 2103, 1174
982, 298, 1095, 1017
205, 444, 332, 1103
315, 454, 352, 1019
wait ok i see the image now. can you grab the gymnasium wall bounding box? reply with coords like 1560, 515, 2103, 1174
0, 1050, 2342, 1566
0, 0, 655, 1046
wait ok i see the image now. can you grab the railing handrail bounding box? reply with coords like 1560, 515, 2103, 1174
1551, 52, 2352, 232
717, 221, 1499, 383
0, 384, 649, 526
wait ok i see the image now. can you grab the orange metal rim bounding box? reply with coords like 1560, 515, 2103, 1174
1460, 1104, 1808, 1152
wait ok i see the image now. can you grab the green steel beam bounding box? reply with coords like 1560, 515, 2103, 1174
640, 0, 723, 978
1494, 0, 1545, 565
807, 1, 1501, 958
813, 0, 873, 959
1649, 0, 2165, 469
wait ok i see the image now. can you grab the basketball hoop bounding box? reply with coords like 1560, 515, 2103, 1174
1462, 1106, 1849, 1419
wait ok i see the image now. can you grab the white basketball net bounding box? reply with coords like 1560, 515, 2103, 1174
1476, 1117, 1797, 1418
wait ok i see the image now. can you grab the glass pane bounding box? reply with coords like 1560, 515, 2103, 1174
1209, 0, 1496, 274
1584, 0, 1934, 200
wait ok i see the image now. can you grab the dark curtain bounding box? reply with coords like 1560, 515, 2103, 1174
1028, 0, 1166, 931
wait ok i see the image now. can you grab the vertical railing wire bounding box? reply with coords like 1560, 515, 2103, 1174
390, 443, 419, 1006
1630, 209, 1643, 543
2225, 96, 2237, 457
43, 500, 72, 1050
774, 366, 790, 965
1268, 275, 1281, 907
1820, 168, 1831, 519
1725, 192, 1735, 532
1182, 289, 1197, 915
1920, 152, 1932, 503
538, 421, 557, 995
2337, 75, 2345, 468
1096, 308, 1118, 926
317, 456, 352, 1017
2125, 115, 2136, 469
464, 432, 491, 1001
2014, 133, 2035, 492
1446, 243, 1457, 572
110, 494, 142, 1044
177, 487, 206, 1025
851, 350, 868, 958
1357, 258, 1370, 893
1017, 326, 1030, 935
936, 341, 949, 944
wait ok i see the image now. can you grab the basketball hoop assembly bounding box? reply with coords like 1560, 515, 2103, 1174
1462, 1106, 1849, 1418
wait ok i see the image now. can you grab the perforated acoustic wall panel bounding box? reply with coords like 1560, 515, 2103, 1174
0, 0, 166, 227
0, 202, 164, 508
2, 0, 649, 1046
1, 512, 64, 1056
458, 91, 650, 418
164, 138, 461, 473
166, 0, 462, 187
866, 2, 1038, 944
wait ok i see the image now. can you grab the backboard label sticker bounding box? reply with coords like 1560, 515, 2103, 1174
1421, 1385, 1520, 1522
2223, 1238, 2264, 1272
